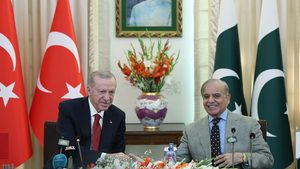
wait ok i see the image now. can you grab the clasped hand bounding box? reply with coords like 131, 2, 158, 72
213, 152, 243, 168
86, 152, 132, 168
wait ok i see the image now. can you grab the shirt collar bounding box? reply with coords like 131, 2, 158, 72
88, 97, 104, 118
209, 109, 228, 123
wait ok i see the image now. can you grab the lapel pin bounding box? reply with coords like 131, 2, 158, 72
109, 120, 113, 124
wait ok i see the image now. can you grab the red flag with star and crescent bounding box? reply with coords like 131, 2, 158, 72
29, 0, 86, 145
0, 0, 33, 166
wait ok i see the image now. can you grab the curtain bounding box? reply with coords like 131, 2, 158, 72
12, 0, 88, 168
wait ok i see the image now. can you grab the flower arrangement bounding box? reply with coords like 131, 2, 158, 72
92, 150, 218, 169
118, 37, 179, 93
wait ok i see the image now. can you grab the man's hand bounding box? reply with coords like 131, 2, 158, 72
213, 152, 243, 168
86, 153, 132, 168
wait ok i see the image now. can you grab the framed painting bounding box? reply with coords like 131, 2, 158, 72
116, 0, 182, 37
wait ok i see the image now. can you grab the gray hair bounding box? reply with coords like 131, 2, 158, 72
87, 71, 116, 87
200, 79, 230, 96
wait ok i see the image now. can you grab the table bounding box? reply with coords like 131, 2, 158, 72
125, 123, 185, 146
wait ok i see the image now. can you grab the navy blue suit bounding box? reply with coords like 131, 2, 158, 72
56, 97, 126, 164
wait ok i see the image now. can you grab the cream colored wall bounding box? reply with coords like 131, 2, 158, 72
107, 0, 195, 125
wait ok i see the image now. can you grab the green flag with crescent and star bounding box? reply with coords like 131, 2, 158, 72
251, 0, 293, 168
213, 0, 247, 115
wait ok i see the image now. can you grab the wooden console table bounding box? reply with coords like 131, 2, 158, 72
125, 123, 185, 146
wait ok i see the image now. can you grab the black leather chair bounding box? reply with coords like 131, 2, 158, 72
43, 121, 100, 168
258, 120, 267, 141
43, 121, 59, 166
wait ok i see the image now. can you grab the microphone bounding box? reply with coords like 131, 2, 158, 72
227, 127, 237, 168
231, 128, 236, 134
249, 133, 256, 169
52, 137, 70, 169
58, 136, 70, 153
76, 137, 84, 169
67, 155, 73, 169
64, 146, 76, 169
52, 154, 67, 169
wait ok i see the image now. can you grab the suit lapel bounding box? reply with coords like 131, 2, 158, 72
79, 97, 92, 142
224, 113, 240, 153
102, 108, 114, 132
100, 107, 115, 150
198, 116, 211, 158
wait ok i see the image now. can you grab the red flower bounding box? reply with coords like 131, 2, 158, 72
175, 163, 189, 169
118, 61, 131, 76
118, 38, 179, 92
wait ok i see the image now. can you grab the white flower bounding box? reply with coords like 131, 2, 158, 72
143, 59, 155, 69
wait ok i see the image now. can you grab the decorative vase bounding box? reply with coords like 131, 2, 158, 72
135, 92, 168, 131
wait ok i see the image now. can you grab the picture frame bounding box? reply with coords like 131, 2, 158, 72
116, 0, 182, 37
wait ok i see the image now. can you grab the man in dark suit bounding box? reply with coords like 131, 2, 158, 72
176, 79, 274, 169
56, 71, 128, 167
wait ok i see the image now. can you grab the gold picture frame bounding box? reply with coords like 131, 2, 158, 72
116, 0, 182, 37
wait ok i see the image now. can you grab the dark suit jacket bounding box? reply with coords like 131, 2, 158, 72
176, 112, 274, 169
56, 97, 126, 164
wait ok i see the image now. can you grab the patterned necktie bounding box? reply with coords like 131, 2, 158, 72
210, 118, 221, 158
91, 114, 101, 151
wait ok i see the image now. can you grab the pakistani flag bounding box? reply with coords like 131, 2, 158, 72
212, 0, 247, 115
251, 0, 293, 168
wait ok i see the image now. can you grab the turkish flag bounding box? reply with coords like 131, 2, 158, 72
0, 0, 33, 166
29, 0, 86, 145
